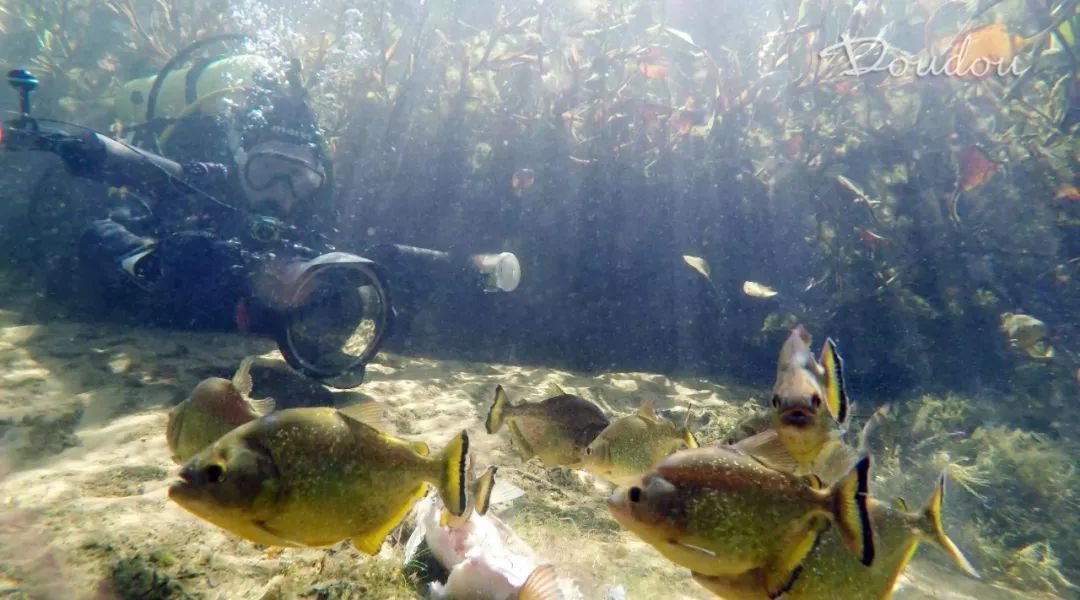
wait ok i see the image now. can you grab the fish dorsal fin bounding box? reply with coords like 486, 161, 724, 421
232, 356, 255, 397
819, 338, 849, 425
637, 397, 659, 422
338, 401, 389, 430
518, 564, 563, 600
802, 474, 825, 490
411, 441, 431, 457
734, 429, 801, 474
472, 465, 498, 517
545, 383, 567, 398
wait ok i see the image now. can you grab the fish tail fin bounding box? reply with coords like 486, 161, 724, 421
486, 385, 511, 434
518, 565, 562, 600
826, 454, 874, 566
437, 430, 469, 517
919, 473, 980, 579
819, 338, 849, 425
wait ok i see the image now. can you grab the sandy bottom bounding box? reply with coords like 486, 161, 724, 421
0, 286, 1048, 599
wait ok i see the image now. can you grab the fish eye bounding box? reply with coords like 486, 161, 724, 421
771, 395, 780, 408
810, 394, 822, 408
586, 447, 592, 455
628, 487, 643, 503
205, 464, 225, 483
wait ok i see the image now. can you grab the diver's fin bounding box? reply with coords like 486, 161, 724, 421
734, 429, 801, 474
486, 385, 512, 434
825, 455, 874, 566
518, 564, 563, 600
232, 356, 255, 398
637, 397, 659, 422
545, 383, 567, 398
819, 338, 849, 425
338, 401, 389, 430
918, 473, 980, 579
472, 465, 498, 517
436, 430, 469, 517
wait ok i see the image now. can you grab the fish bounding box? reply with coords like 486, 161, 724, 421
168, 407, 468, 554
682, 255, 711, 279
582, 398, 698, 486
166, 356, 274, 464
691, 474, 978, 600
605, 447, 874, 598
404, 466, 562, 600
486, 384, 610, 468
734, 325, 851, 479
1000, 312, 1054, 359
742, 281, 779, 298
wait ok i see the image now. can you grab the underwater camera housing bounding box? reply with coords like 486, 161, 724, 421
252, 252, 394, 390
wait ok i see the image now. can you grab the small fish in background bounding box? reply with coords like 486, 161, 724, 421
169, 407, 468, 554
1000, 312, 1055, 360
735, 325, 852, 480
742, 280, 779, 298
606, 447, 874, 599
581, 398, 698, 486
512, 168, 536, 196
486, 384, 610, 468
691, 474, 979, 600
404, 465, 567, 600
682, 254, 721, 296
166, 356, 274, 464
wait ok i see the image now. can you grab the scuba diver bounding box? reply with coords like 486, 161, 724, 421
1, 39, 521, 388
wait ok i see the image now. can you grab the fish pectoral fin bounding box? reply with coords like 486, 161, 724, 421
734, 430, 801, 474
248, 396, 275, 416
518, 564, 562, 600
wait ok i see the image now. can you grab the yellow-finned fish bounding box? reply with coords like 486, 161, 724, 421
166, 356, 274, 464
691, 474, 978, 600
606, 446, 874, 598
169, 407, 468, 554
486, 384, 610, 468
582, 398, 698, 486
735, 325, 851, 479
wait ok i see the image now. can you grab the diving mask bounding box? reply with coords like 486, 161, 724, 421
242, 144, 326, 204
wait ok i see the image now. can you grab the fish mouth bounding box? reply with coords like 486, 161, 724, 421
779, 407, 815, 427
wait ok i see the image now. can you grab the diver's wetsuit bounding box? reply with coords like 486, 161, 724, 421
77, 218, 253, 332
